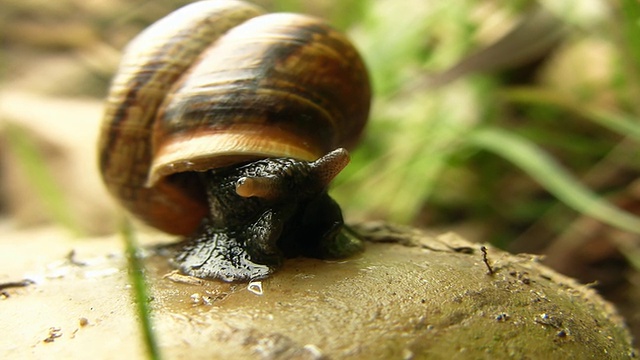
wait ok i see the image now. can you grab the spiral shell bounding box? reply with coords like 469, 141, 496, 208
98, 0, 370, 235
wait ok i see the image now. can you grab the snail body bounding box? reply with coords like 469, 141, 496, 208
98, 0, 370, 281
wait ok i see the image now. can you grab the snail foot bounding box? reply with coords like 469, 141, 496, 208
173, 227, 277, 282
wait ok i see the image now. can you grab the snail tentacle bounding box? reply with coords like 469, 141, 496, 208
235, 176, 282, 199
311, 148, 351, 187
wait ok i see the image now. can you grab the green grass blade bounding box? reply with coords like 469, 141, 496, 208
121, 218, 161, 360
3, 122, 82, 236
617, 239, 640, 273
503, 87, 640, 143
621, 0, 640, 71
468, 128, 640, 235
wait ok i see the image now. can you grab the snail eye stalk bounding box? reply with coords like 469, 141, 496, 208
311, 148, 350, 187
235, 176, 282, 199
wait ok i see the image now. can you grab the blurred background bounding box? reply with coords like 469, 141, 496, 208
1, 0, 639, 343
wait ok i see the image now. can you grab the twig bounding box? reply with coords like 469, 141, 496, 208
481, 246, 494, 275
0, 279, 35, 291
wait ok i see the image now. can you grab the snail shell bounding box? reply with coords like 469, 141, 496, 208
98, 0, 370, 236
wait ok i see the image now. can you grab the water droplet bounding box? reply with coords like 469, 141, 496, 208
247, 281, 263, 295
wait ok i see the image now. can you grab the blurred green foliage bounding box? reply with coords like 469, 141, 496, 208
317, 0, 640, 254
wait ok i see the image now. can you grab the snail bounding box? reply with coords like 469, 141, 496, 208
98, 0, 371, 282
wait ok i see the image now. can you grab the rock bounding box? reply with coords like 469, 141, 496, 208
0, 223, 636, 359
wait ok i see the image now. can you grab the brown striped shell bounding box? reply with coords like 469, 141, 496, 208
98, 0, 370, 236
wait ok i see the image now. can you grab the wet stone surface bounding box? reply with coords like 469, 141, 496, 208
0, 223, 636, 359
